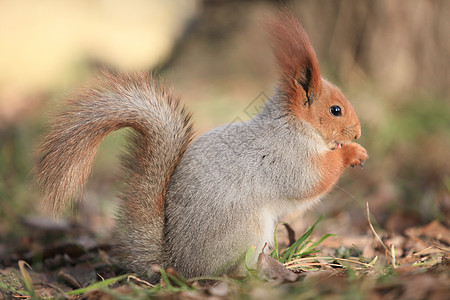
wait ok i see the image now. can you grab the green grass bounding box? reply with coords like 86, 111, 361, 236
271, 216, 336, 264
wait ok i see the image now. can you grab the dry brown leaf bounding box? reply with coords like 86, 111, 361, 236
414, 221, 450, 245
257, 252, 298, 282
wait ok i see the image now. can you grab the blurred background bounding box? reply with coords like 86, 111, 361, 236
1, 0, 449, 245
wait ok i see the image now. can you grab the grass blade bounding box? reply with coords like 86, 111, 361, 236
280, 216, 323, 263
245, 246, 257, 272
18, 260, 37, 300
270, 222, 285, 260
66, 274, 130, 296
300, 233, 336, 255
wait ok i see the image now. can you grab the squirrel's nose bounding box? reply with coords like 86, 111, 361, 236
354, 128, 361, 140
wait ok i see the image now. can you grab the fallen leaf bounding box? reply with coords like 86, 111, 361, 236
257, 252, 298, 282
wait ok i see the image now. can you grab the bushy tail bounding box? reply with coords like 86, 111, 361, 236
34, 71, 193, 273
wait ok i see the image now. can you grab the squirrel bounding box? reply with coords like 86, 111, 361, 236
34, 11, 367, 281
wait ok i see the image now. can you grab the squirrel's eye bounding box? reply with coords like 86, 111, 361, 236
329, 105, 342, 117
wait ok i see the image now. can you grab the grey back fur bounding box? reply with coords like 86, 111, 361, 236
161, 90, 328, 278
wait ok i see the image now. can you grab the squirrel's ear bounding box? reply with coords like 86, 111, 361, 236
267, 11, 322, 105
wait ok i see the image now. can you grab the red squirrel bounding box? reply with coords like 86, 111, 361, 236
35, 11, 367, 281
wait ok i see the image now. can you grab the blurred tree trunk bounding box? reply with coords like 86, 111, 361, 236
291, 0, 449, 97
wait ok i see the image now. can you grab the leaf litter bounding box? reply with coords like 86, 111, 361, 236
0, 205, 449, 299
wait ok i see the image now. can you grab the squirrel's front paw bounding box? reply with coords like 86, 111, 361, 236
341, 143, 368, 168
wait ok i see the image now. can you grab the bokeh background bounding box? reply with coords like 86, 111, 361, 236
1, 0, 449, 246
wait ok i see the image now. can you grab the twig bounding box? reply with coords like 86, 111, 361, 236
366, 202, 395, 268
284, 256, 374, 268
288, 262, 342, 268
127, 275, 155, 288
413, 245, 450, 256
391, 244, 396, 267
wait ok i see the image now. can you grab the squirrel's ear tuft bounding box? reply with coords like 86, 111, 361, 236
267, 10, 322, 104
